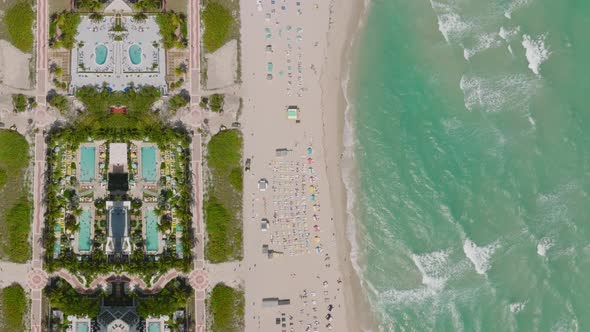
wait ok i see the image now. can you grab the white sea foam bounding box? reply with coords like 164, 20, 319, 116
459, 74, 540, 112
429, 1, 472, 43
522, 34, 550, 75
499, 26, 520, 42
463, 33, 503, 60
463, 238, 500, 275
505, 0, 533, 19
537, 237, 554, 256
412, 251, 450, 290
510, 302, 527, 313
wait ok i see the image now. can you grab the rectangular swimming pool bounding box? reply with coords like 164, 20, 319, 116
78, 209, 92, 252
79, 146, 96, 182
141, 146, 157, 182
148, 322, 161, 332
176, 223, 183, 258
145, 209, 159, 252
76, 322, 89, 332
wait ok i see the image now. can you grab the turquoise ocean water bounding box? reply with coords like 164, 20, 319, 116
348, 0, 590, 331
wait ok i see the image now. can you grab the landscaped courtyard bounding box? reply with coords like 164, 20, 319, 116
71, 15, 167, 91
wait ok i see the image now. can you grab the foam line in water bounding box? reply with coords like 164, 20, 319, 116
429, 0, 472, 43
522, 34, 550, 75
510, 302, 527, 313
463, 238, 499, 275
537, 237, 554, 256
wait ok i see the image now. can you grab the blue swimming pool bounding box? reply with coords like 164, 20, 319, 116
141, 147, 157, 182
176, 224, 184, 257
145, 209, 159, 252
148, 322, 161, 332
95, 44, 108, 65
129, 44, 142, 65
80, 146, 96, 182
78, 209, 92, 252
76, 322, 89, 332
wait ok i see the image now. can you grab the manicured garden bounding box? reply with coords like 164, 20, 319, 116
136, 278, 193, 318
208, 283, 244, 332
156, 11, 188, 49
49, 11, 81, 49
3, 0, 35, 52
0, 284, 27, 331
0, 130, 31, 263
45, 278, 101, 318
43, 90, 194, 282
205, 129, 243, 263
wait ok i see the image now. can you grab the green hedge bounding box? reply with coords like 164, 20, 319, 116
4, 1, 35, 52
0, 285, 27, 331
209, 284, 244, 332
3, 197, 32, 263
202, 2, 234, 52
46, 279, 101, 318
205, 130, 243, 262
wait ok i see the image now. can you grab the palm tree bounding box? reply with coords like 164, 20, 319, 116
77, 0, 103, 12
89, 12, 104, 23
133, 13, 148, 22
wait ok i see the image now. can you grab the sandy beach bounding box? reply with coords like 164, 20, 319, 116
239, 0, 375, 330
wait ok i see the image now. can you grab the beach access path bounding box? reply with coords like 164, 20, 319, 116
189, 0, 201, 105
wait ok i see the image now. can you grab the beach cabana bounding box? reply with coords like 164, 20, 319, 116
287, 106, 299, 120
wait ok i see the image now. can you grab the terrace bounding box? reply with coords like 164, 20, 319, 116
70, 15, 167, 92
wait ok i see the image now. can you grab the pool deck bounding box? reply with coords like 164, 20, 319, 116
138, 143, 160, 183
70, 16, 167, 92
143, 205, 163, 254
78, 144, 98, 183
74, 205, 95, 254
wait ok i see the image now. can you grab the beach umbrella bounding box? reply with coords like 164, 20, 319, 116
307, 157, 313, 164
314, 236, 320, 244
313, 225, 320, 232
307, 147, 313, 155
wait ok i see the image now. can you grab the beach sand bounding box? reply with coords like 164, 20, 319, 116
239, 0, 375, 330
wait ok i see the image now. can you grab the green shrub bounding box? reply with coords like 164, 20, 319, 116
207, 130, 242, 172
205, 130, 243, 262
209, 94, 224, 112
209, 284, 245, 332
168, 94, 189, 111
4, 1, 34, 52
12, 94, 28, 113
136, 279, 192, 318
229, 167, 242, 192
46, 280, 101, 318
0, 130, 29, 170
205, 198, 232, 262
156, 12, 187, 49
3, 197, 32, 263
202, 2, 234, 52
48, 94, 69, 114
133, 0, 162, 11
0, 168, 7, 188
76, 0, 104, 12
50, 12, 81, 49
0, 285, 27, 331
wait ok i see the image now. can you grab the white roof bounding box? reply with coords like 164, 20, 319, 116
104, 0, 133, 13
109, 143, 128, 167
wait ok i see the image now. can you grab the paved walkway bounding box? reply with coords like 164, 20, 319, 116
189, 0, 201, 104
29, 132, 46, 332
191, 134, 207, 332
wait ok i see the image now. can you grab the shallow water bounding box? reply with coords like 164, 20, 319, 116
349, 0, 590, 330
